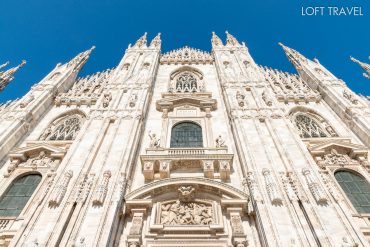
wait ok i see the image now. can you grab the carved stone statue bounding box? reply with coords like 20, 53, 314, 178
129, 93, 138, 108
20, 93, 34, 108
40, 126, 53, 140
341, 236, 359, 247
148, 131, 160, 148
215, 135, 226, 148
343, 90, 358, 105
236, 91, 246, 107
73, 237, 86, 247
102, 93, 112, 108
178, 185, 195, 202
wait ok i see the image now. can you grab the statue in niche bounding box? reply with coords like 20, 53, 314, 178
73, 237, 86, 247
20, 93, 34, 108
40, 126, 54, 141
102, 93, 112, 108
215, 135, 226, 148
341, 236, 359, 247
128, 93, 138, 107
148, 131, 160, 148
343, 89, 358, 105
223, 61, 237, 82
236, 91, 246, 107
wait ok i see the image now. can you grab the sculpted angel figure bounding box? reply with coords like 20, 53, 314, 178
148, 131, 160, 148
215, 135, 226, 148
161, 200, 181, 225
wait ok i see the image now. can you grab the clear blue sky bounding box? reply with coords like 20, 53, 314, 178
0, 0, 369, 103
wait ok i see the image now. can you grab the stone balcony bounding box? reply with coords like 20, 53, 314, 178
140, 147, 234, 182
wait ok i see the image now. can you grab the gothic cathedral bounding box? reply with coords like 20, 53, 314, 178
1, 32, 370, 247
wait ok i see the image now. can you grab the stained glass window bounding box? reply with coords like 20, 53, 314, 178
335, 171, 370, 214
294, 114, 327, 138
170, 122, 203, 148
0, 174, 42, 217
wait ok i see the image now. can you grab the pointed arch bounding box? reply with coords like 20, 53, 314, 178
39, 110, 87, 141
0, 173, 42, 217
289, 106, 337, 138
334, 170, 370, 214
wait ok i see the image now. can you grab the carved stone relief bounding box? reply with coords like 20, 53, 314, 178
159, 200, 213, 225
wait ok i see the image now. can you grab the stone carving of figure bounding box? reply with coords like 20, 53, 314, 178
161, 200, 181, 225
262, 90, 273, 106
236, 90, 246, 107
30, 151, 50, 169
129, 93, 138, 108
341, 236, 359, 247
215, 135, 226, 148
133, 62, 150, 84
178, 186, 195, 202
26, 238, 39, 247
343, 89, 358, 105
40, 126, 53, 140
160, 200, 213, 226
323, 149, 349, 167
20, 93, 34, 108
148, 131, 160, 148
73, 237, 86, 247
223, 61, 237, 82
102, 93, 112, 108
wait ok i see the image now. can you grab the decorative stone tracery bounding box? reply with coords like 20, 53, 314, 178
291, 111, 337, 139
160, 46, 213, 65
40, 112, 85, 141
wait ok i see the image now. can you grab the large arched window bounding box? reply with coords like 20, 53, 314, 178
170, 122, 203, 148
294, 114, 328, 138
40, 112, 85, 141
0, 174, 42, 217
335, 171, 370, 214
176, 72, 198, 93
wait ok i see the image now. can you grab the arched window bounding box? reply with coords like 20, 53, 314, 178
294, 114, 328, 138
176, 72, 198, 93
40, 113, 85, 141
335, 171, 370, 214
170, 122, 203, 148
0, 174, 42, 217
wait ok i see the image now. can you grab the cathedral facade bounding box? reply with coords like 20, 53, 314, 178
0, 32, 370, 247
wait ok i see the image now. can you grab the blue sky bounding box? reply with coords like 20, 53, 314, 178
0, 0, 369, 103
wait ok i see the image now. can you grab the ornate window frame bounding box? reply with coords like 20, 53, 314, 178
168, 66, 205, 93
308, 140, 370, 217
39, 110, 86, 142
166, 119, 207, 148
289, 107, 338, 139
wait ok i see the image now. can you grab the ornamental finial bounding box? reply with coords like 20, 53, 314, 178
150, 33, 161, 49
351, 56, 370, 79
0, 60, 27, 91
225, 31, 240, 46
211, 31, 223, 48
134, 32, 148, 48
66, 46, 95, 72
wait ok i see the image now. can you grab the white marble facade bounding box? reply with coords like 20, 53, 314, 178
0, 32, 369, 247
